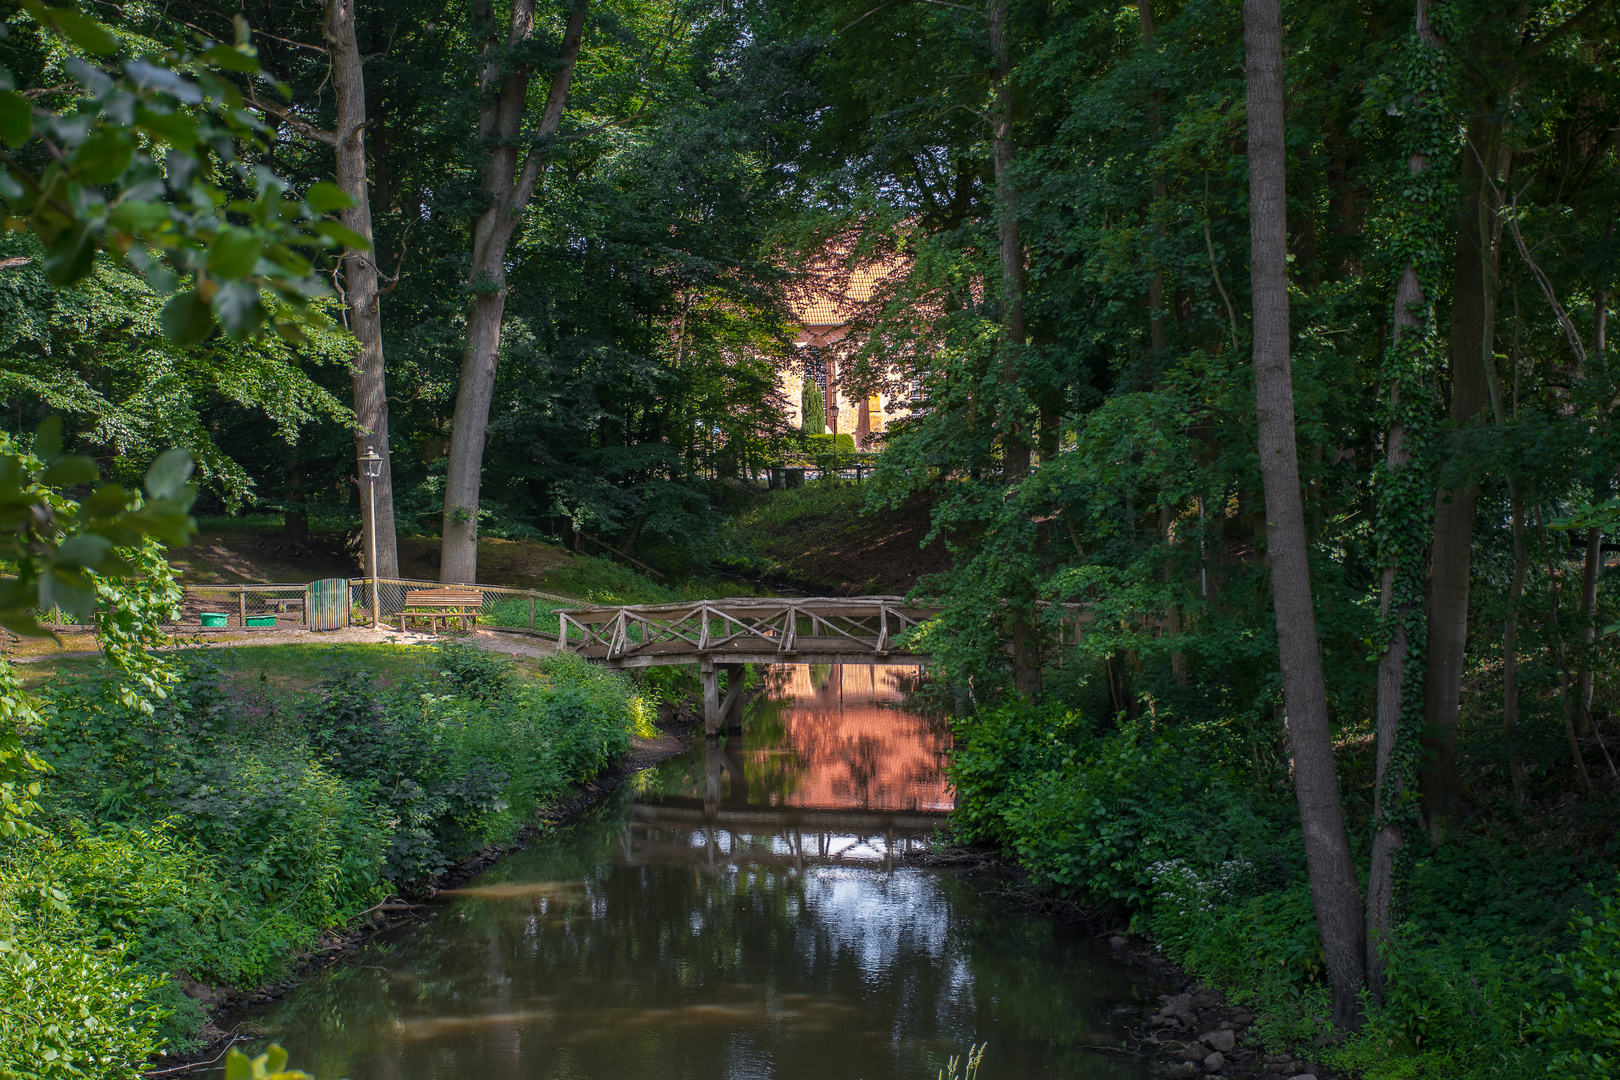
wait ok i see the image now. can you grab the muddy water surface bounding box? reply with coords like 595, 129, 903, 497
234, 664, 1158, 1080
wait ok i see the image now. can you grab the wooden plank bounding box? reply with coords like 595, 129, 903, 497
404, 589, 481, 607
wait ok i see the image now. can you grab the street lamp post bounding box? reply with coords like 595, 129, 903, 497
359, 447, 382, 628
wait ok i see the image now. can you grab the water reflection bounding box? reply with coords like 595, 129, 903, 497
230, 665, 1157, 1080
681, 664, 952, 813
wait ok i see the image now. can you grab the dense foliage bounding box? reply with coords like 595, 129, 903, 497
3, 642, 638, 1077
2, 0, 1619, 1075
949, 697, 1618, 1077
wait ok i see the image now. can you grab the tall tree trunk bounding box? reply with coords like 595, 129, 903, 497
1418, 113, 1496, 837
1141, 0, 1182, 681
1139, 1, 1168, 355
1537, 501, 1594, 793
1366, 0, 1446, 1004
1576, 266, 1610, 736
988, 0, 1040, 696
1577, 526, 1602, 737
326, 0, 399, 579
441, 0, 588, 584
1483, 156, 1527, 803
1504, 477, 1530, 801
1245, 0, 1367, 1029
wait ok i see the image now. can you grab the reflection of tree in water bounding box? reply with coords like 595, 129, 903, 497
774, 664, 953, 811
830, 733, 884, 808
256, 794, 1150, 1080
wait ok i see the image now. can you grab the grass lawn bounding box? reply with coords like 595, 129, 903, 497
16, 641, 458, 694
172, 517, 767, 603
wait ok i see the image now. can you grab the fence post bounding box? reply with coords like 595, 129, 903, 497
238, 586, 246, 627
529, 592, 536, 631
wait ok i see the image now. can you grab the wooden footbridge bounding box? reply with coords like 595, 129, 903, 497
557, 597, 937, 735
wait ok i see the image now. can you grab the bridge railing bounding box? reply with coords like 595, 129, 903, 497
557, 597, 940, 665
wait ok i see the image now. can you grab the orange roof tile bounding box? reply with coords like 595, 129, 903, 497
788, 252, 910, 327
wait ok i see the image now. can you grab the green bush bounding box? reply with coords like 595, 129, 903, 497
1543, 875, 1620, 1076
301, 669, 511, 882
949, 704, 1284, 907
12, 638, 639, 1069
0, 938, 167, 1080
947, 698, 1585, 1080
0, 838, 177, 1079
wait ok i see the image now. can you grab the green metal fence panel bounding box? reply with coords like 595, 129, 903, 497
306, 578, 351, 631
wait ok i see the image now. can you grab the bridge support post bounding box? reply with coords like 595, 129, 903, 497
701, 658, 721, 737
719, 663, 745, 733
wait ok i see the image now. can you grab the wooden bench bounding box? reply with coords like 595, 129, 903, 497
398, 589, 482, 634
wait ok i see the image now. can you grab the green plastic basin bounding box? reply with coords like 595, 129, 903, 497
200, 613, 228, 628
245, 615, 276, 627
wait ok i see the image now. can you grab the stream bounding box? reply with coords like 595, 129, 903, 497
224, 664, 1160, 1080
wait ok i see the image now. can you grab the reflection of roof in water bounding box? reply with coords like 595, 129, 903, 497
765, 664, 951, 812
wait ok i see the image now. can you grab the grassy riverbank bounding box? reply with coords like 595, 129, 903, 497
947, 698, 1620, 1078
720, 482, 949, 595
0, 641, 646, 1077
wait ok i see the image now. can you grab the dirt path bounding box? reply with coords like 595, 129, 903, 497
13, 625, 562, 664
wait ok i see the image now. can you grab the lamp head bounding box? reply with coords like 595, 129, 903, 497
359, 447, 383, 479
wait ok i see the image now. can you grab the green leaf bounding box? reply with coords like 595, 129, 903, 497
143, 449, 193, 501
199, 45, 261, 74
123, 505, 194, 545
43, 220, 97, 285
312, 219, 371, 252
212, 280, 267, 340
304, 181, 354, 213
273, 319, 311, 346
40, 455, 98, 488
38, 6, 120, 55
106, 198, 168, 234
33, 416, 61, 461
42, 565, 99, 620
159, 290, 214, 346
0, 90, 30, 147
71, 128, 133, 184
52, 534, 113, 570
207, 226, 262, 279
134, 106, 198, 149
0, 611, 51, 639
78, 483, 130, 519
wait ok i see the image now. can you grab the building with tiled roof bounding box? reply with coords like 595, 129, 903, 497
781, 250, 912, 447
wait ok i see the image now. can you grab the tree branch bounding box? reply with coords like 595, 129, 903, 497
840, 0, 976, 34
1497, 186, 1588, 370
1521, 0, 1607, 61
247, 89, 337, 146
511, 2, 589, 210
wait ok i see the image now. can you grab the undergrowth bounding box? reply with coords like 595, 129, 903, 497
0, 641, 641, 1076
947, 695, 1618, 1079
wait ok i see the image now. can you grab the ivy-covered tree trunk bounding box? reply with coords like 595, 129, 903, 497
1244, 0, 1368, 1030
1418, 112, 1497, 837
326, 0, 398, 579
441, 0, 589, 584
1367, 0, 1450, 1002
988, 0, 1040, 697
